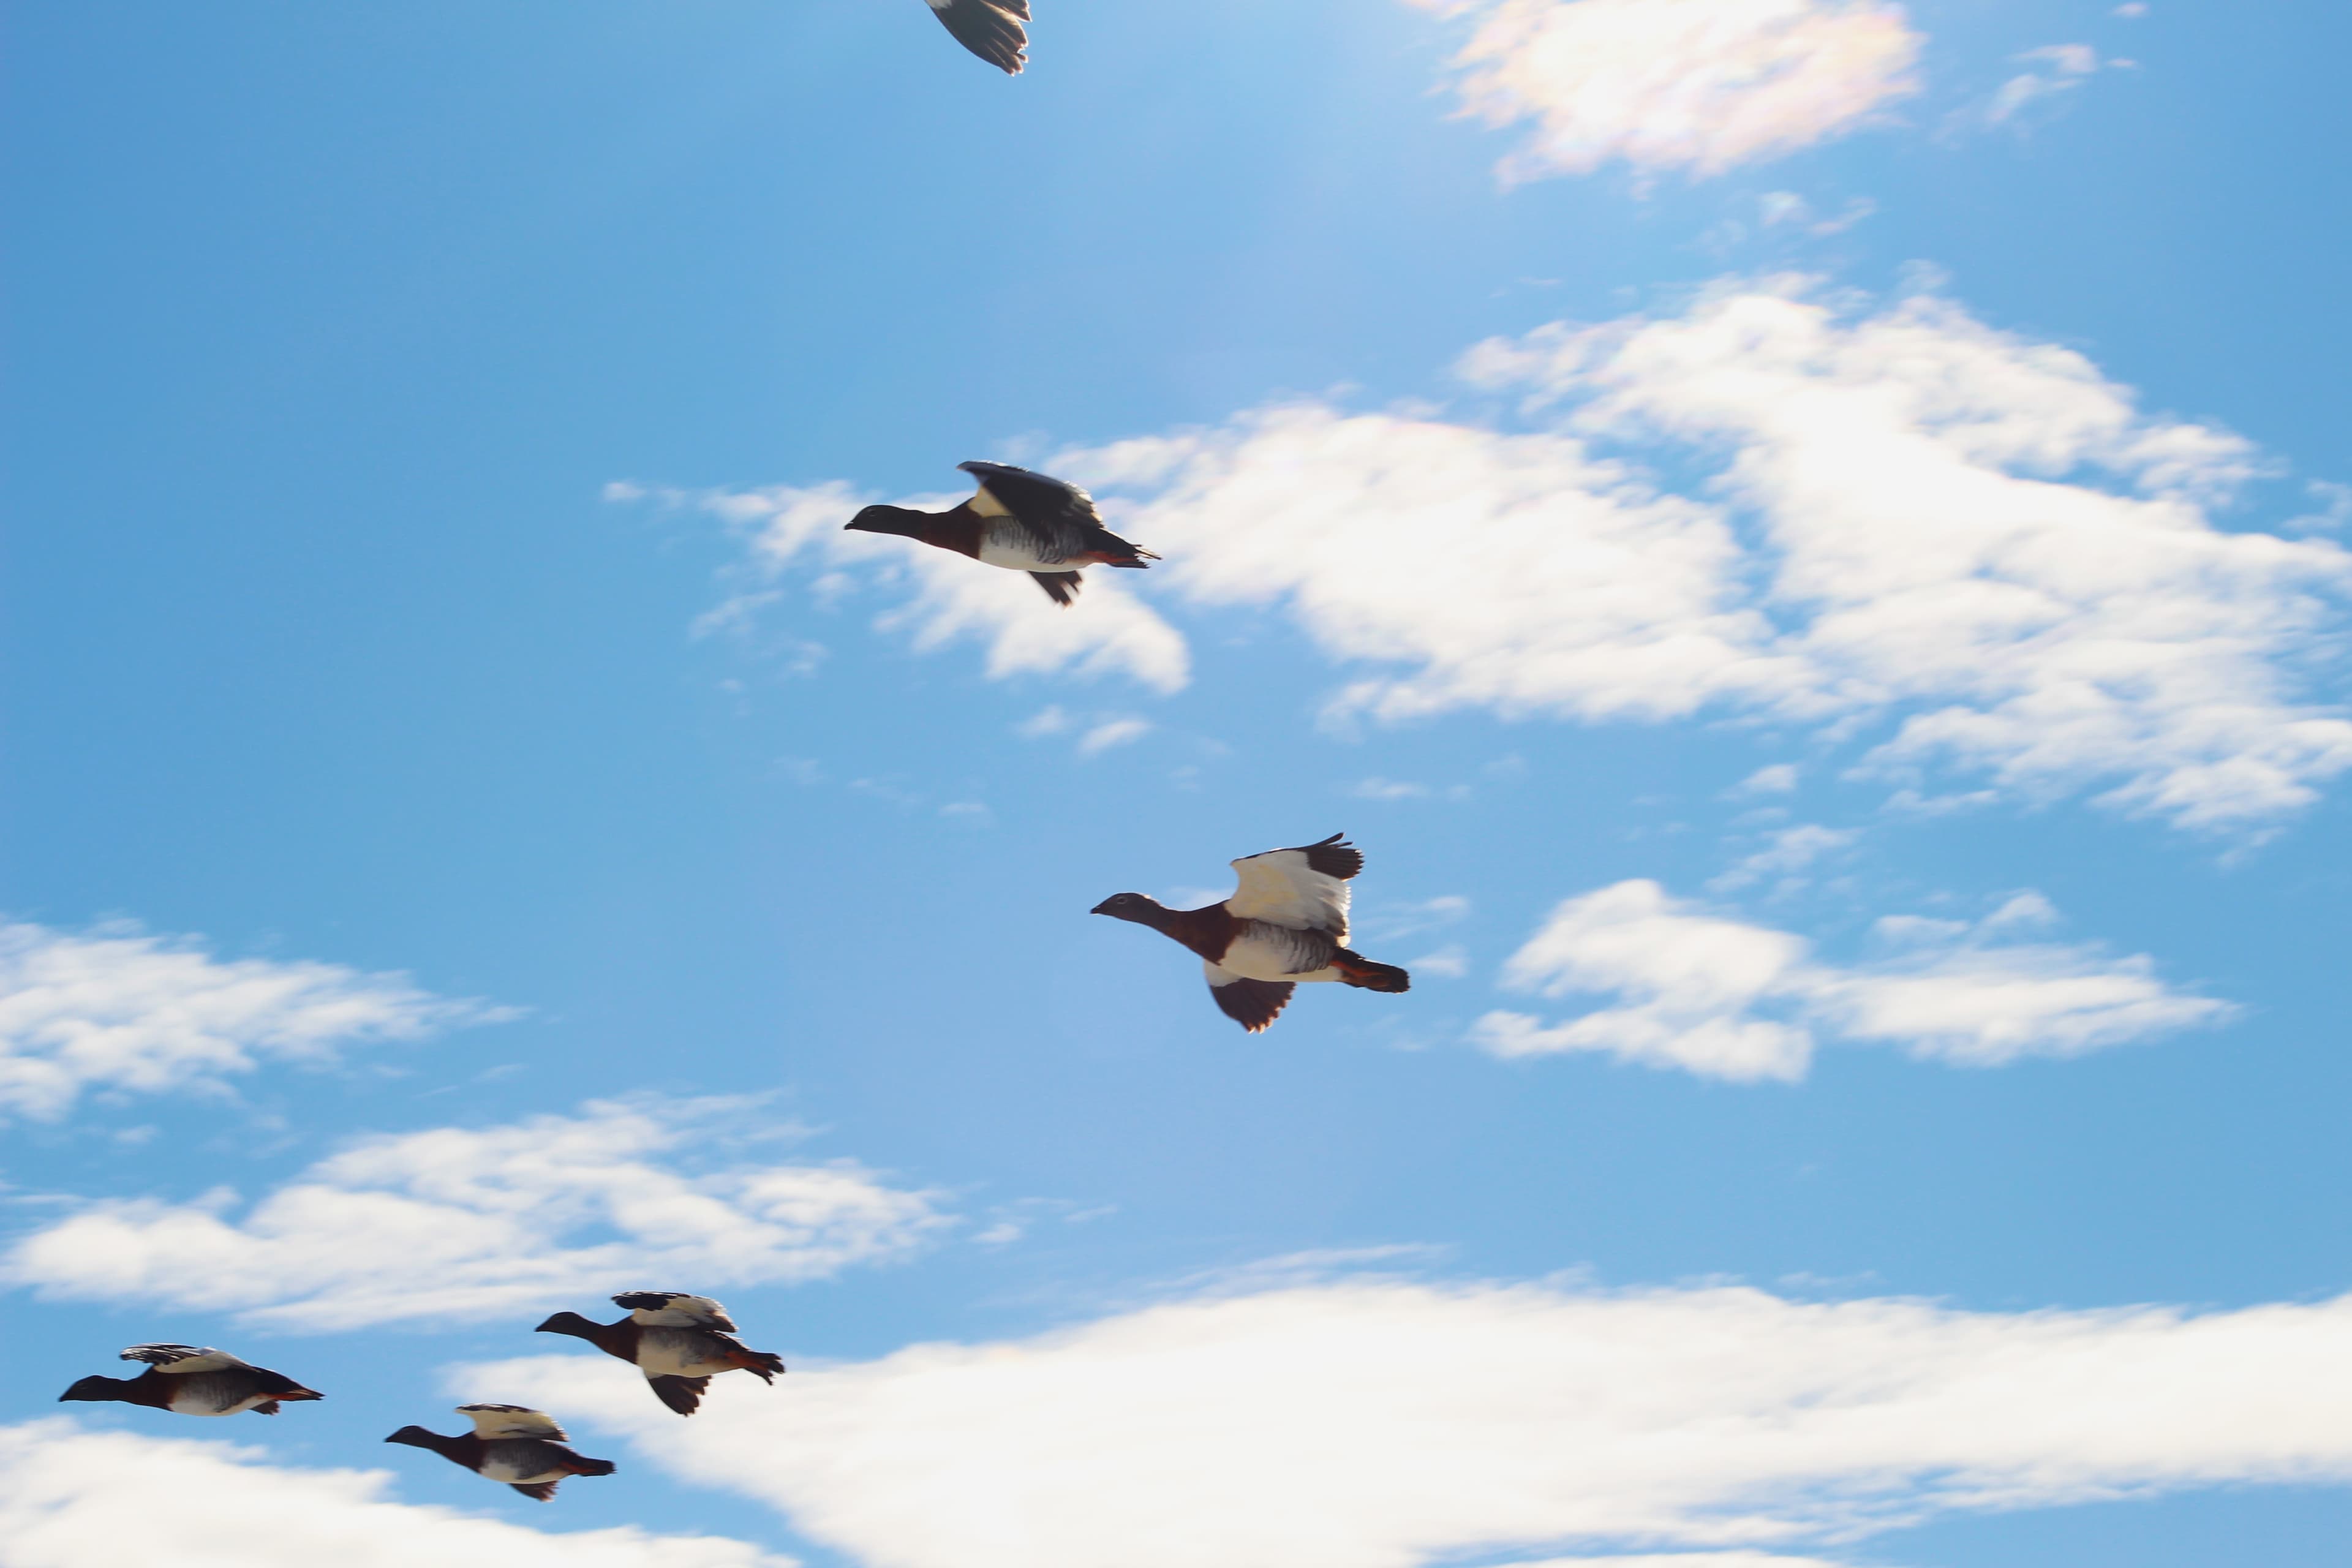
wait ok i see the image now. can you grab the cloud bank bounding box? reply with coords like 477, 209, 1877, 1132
1084, 281, 2352, 831
0, 1420, 790, 1568
1474, 880, 2230, 1080
473, 1275, 2352, 1568
1408, 0, 1924, 181
4, 1096, 946, 1329
0, 920, 509, 1121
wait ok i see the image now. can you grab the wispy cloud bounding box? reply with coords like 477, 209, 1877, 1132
1706, 824, 1858, 891
1077, 717, 1153, 756
0, 921, 512, 1122
1475, 881, 2231, 1080
470, 1274, 2352, 1568
1408, 0, 1923, 182
1976, 43, 2105, 131
4, 1096, 948, 1330
1, 1420, 790, 1567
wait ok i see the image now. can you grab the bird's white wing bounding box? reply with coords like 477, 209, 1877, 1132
1227, 848, 1351, 938
122, 1344, 248, 1374
459, 1404, 569, 1440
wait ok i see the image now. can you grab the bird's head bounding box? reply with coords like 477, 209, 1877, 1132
57, 1375, 122, 1403
1090, 892, 1167, 925
383, 1425, 442, 1449
844, 505, 924, 540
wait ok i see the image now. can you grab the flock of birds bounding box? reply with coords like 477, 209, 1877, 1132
62, 1292, 786, 1498
58, 815, 1414, 1493
58, 6, 1430, 1510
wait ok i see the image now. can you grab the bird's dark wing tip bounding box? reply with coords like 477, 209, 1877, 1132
1289, 832, 1365, 881
649, 1375, 709, 1416
1211, 977, 1295, 1032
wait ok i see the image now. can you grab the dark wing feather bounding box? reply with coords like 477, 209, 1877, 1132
927, 0, 1030, 75
959, 461, 1099, 524
962, 461, 1158, 573
648, 1375, 709, 1416
1031, 571, 1083, 605
1283, 831, 1364, 881
1209, 976, 1295, 1033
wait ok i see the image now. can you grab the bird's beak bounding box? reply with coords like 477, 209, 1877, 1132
1090, 899, 1116, 916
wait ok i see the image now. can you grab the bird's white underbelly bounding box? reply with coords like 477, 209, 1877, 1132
1221, 930, 1338, 983
481, 1459, 565, 1485
976, 537, 1066, 573
636, 1329, 720, 1378
167, 1377, 265, 1415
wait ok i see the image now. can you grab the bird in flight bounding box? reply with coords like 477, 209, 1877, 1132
385, 1404, 617, 1502
1093, 834, 1413, 1032
58, 1344, 323, 1418
922, 0, 1030, 75
845, 461, 1158, 606
536, 1291, 787, 1415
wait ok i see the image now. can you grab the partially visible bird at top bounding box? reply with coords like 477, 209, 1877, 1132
845, 461, 1158, 606
384, 1404, 617, 1502
57, 1344, 323, 1418
1092, 833, 1413, 1033
921, 0, 1031, 75
535, 1291, 787, 1417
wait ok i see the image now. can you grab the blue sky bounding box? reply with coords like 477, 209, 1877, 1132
4, 1, 2350, 1563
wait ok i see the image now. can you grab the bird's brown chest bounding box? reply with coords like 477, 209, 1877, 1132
1157, 905, 1241, 965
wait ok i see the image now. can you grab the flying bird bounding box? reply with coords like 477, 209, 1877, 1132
922, 0, 1030, 74
385, 1404, 617, 1502
845, 461, 1157, 606
536, 1291, 787, 1416
1092, 833, 1412, 1032
58, 1344, 323, 1417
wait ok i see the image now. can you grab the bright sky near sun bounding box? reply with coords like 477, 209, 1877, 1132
4, 2, 2351, 1565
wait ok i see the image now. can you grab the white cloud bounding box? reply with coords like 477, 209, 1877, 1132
1405, 944, 1472, 979
687, 482, 1189, 693
0, 1420, 789, 1568
1059, 281, 2352, 832
469, 1275, 2352, 1568
4, 1096, 946, 1330
1076, 717, 1153, 755
1515, 1559, 1849, 1568
1360, 895, 1474, 941
1408, 0, 1923, 181
0, 921, 510, 1122
1980, 43, 2103, 129
1351, 777, 1434, 800
1732, 763, 1800, 794
1706, 824, 1858, 891
1474, 880, 2231, 1080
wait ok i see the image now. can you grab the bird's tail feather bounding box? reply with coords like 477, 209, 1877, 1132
1335, 951, 1411, 993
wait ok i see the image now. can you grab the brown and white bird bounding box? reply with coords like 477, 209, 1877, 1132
57, 1344, 322, 1417
922, 0, 1031, 74
1092, 833, 1412, 1032
845, 461, 1157, 606
385, 1404, 617, 1502
535, 1291, 786, 1416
